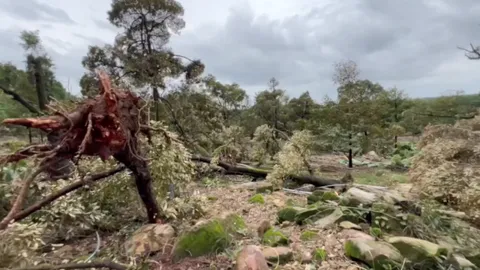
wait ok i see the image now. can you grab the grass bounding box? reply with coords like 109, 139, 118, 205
352, 170, 409, 186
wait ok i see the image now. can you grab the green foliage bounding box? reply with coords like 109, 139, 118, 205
313, 248, 327, 262
266, 130, 314, 188
262, 228, 289, 246
248, 194, 265, 204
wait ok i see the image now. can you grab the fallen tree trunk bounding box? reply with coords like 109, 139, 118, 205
191, 156, 350, 187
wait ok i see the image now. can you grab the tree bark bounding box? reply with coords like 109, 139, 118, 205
114, 144, 161, 223
191, 156, 348, 187
348, 133, 353, 168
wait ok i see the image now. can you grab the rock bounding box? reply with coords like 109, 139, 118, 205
233, 181, 273, 193
314, 208, 344, 229
297, 184, 315, 192
307, 190, 340, 204
387, 236, 448, 265
262, 228, 289, 246
339, 221, 361, 230
277, 207, 305, 223
249, 194, 265, 204
236, 245, 269, 270
340, 229, 375, 241
340, 187, 377, 207
344, 239, 403, 267
301, 251, 313, 263
124, 224, 175, 257
437, 209, 467, 219
173, 213, 246, 260
447, 254, 478, 270
464, 251, 480, 268
262, 246, 294, 264
365, 151, 381, 162
295, 206, 335, 224
257, 220, 271, 238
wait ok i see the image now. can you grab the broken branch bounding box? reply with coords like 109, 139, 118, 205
12, 261, 128, 270
10, 166, 125, 225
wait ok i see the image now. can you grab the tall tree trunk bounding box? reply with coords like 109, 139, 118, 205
152, 87, 160, 121
348, 133, 353, 168
114, 143, 160, 223
33, 59, 47, 111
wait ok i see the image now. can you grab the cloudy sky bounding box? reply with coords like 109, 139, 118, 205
0, 0, 479, 101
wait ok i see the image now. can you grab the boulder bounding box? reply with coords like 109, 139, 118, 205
314, 208, 344, 229
124, 224, 175, 257
387, 236, 448, 265
262, 246, 294, 264
173, 213, 246, 260
340, 229, 375, 241
340, 187, 377, 207
447, 254, 478, 270
344, 238, 403, 267
236, 245, 269, 270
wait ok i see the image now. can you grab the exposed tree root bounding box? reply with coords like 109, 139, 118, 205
0, 70, 162, 226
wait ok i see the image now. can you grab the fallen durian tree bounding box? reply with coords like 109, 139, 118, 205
0, 70, 162, 229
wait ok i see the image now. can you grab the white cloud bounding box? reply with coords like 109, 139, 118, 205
0, 0, 478, 99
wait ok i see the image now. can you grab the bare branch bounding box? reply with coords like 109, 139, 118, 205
10, 166, 125, 224
12, 261, 128, 270
0, 85, 41, 114
0, 163, 50, 229
458, 43, 480, 60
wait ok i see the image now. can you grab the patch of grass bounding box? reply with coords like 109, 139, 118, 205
352, 171, 408, 186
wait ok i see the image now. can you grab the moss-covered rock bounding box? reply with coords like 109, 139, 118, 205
173, 213, 246, 260
344, 238, 403, 268
339, 221, 361, 230
262, 228, 289, 247
307, 190, 339, 204
300, 230, 318, 241
314, 208, 344, 229
248, 194, 265, 204
387, 236, 448, 266
295, 206, 335, 225
277, 207, 304, 223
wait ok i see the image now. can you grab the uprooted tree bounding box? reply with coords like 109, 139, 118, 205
0, 70, 162, 229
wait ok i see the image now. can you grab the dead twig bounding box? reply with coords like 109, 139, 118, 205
12, 261, 128, 270
0, 163, 50, 230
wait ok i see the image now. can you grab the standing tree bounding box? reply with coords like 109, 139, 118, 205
80, 0, 204, 121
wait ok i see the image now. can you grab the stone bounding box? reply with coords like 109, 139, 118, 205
344, 238, 403, 267
257, 220, 271, 238
339, 221, 361, 230
262, 246, 294, 264
277, 207, 305, 223
236, 245, 269, 270
295, 206, 335, 224
447, 254, 478, 270
387, 236, 448, 265
314, 208, 344, 229
301, 251, 313, 263
173, 213, 246, 260
124, 224, 175, 257
262, 228, 289, 247
340, 229, 375, 241
340, 187, 377, 207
